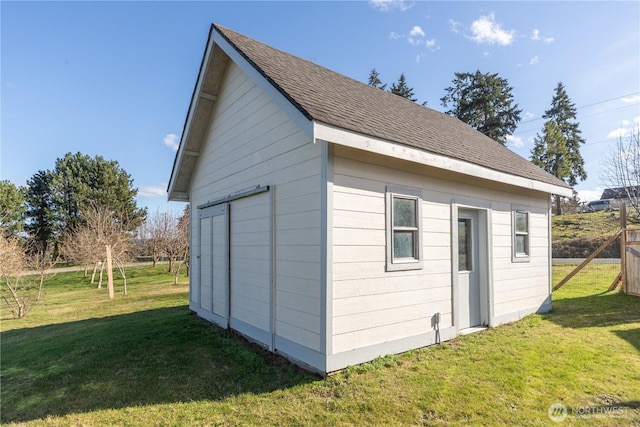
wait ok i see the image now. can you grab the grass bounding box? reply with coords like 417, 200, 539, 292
2, 265, 639, 426
552, 211, 622, 242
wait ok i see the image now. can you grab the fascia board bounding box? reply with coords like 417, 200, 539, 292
168, 28, 217, 201
314, 122, 574, 198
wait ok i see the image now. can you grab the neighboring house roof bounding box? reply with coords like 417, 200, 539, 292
601, 186, 640, 200
168, 24, 572, 201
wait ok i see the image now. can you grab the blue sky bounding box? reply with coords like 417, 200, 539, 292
2, 1, 639, 213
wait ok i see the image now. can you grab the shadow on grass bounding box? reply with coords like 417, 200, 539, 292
547, 291, 640, 328
544, 291, 640, 351
1, 306, 317, 424
613, 329, 640, 352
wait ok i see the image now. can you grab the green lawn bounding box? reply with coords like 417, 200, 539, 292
1, 265, 639, 426
552, 211, 622, 241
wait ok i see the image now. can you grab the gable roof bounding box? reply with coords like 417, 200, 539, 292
168, 24, 571, 201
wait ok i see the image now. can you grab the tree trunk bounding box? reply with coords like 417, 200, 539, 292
555, 194, 563, 216
91, 262, 99, 284
3, 281, 27, 318
116, 261, 127, 295
98, 260, 105, 289
36, 272, 45, 301
174, 262, 183, 285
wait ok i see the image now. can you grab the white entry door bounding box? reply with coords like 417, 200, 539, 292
458, 209, 481, 329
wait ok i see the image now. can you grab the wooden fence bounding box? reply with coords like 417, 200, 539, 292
554, 203, 638, 296
626, 229, 640, 296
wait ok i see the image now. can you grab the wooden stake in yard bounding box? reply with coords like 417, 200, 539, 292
106, 244, 115, 299
620, 203, 627, 293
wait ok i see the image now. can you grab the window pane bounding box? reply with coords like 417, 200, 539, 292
458, 219, 471, 271
393, 198, 416, 227
515, 211, 528, 233
515, 235, 528, 255
394, 231, 415, 258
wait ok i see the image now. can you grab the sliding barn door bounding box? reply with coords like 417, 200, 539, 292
198, 204, 228, 327
229, 191, 272, 346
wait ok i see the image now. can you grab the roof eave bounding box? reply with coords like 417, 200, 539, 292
168, 24, 314, 201
314, 121, 574, 198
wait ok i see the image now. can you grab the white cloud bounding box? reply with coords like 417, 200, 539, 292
369, 0, 414, 12
621, 95, 640, 103
470, 13, 515, 46
531, 29, 554, 43
506, 135, 524, 148
449, 19, 462, 34
138, 184, 168, 198
394, 26, 438, 51
529, 55, 540, 65
577, 187, 603, 203
409, 26, 425, 37
635, 115, 640, 124
607, 127, 630, 139
163, 133, 179, 152
407, 26, 425, 45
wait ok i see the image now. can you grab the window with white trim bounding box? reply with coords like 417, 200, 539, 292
512, 209, 530, 261
386, 187, 423, 271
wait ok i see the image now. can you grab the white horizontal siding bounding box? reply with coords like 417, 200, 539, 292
330, 146, 551, 354
189, 61, 322, 354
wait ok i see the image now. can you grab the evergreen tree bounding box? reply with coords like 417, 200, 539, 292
367, 68, 387, 90
389, 73, 417, 102
541, 82, 587, 186
0, 180, 26, 238
24, 170, 55, 256
531, 83, 586, 215
440, 70, 522, 145
531, 122, 571, 180
50, 152, 147, 232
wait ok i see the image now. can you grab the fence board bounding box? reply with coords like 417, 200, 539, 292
625, 230, 640, 296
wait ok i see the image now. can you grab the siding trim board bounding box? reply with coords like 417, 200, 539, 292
326, 326, 457, 373
320, 141, 334, 357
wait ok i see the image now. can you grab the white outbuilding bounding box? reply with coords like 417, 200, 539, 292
168, 24, 573, 375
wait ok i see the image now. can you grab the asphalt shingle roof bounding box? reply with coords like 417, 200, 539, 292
214, 24, 570, 190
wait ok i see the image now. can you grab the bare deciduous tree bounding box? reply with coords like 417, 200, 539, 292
0, 234, 31, 318
137, 210, 173, 267
172, 205, 190, 285
60, 204, 132, 297
601, 126, 640, 220
26, 241, 60, 301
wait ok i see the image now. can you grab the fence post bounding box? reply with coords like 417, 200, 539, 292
620, 203, 627, 293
